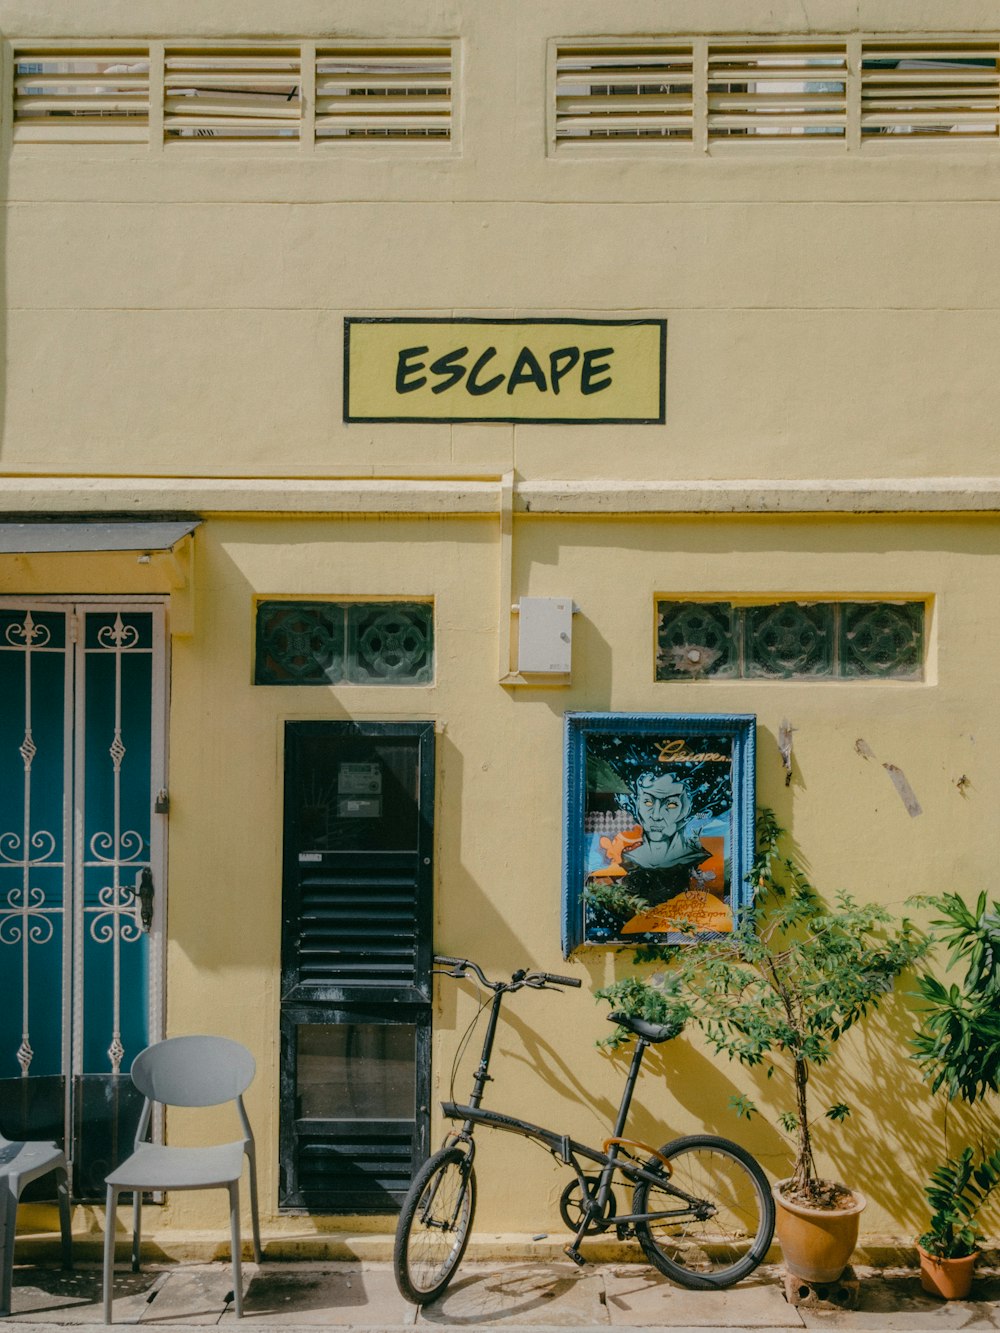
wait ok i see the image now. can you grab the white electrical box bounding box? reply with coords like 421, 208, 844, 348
517, 597, 573, 674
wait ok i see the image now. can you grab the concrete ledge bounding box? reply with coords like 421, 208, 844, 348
12, 1228, 985, 1267
518, 477, 1000, 514
5, 475, 1000, 516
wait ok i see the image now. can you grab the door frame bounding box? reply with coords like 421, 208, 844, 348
279, 719, 435, 1213
0, 595, 169, 1183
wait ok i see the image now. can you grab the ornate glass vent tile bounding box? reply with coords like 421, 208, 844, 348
655, 601, 740, 679
656, 600, 925, 681
255, 601, 433, 686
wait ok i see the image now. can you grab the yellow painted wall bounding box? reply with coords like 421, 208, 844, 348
2, 0, 999, 1248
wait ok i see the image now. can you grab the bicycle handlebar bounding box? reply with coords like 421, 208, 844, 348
434, 955, 581, 991
526, 971, 582, 989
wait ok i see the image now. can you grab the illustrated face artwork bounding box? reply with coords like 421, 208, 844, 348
632, 774, 691, 843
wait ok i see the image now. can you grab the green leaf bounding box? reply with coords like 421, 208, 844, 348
825, 1103, 851, 1122
728, 1093, 758, 1120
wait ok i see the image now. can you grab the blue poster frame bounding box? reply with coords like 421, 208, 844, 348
562, 712, 756, 956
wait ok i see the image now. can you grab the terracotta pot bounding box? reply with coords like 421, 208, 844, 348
772, 1180, 867, 1283
917, 1246, 978, 1300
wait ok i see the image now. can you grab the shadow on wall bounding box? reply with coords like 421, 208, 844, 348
498, 1000, 792, 1183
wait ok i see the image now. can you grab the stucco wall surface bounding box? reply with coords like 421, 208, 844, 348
0, 0, 999, 480
1, 0, 998, 1250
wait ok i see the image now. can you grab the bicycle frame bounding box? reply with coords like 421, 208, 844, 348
437, 965, 712, 1253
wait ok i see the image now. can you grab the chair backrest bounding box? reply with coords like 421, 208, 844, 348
130, 1035, 255, 1107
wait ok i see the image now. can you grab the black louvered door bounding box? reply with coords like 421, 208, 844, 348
280, 721, 434, 1213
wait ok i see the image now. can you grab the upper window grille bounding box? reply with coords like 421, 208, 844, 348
861, 41, 1000, 138
164, 48, 301, 141
555, 37, 1000, 149
11, 41, 454, 148
555, 46, 694, 140
315, 47, 452, 139
13, 49, 150, 142
707, 43, 847, 140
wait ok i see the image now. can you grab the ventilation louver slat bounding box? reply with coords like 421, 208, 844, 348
297, 861, 420, 987
861, 41, 1000, 138
164, 49, 301, 141
555, 46, 694, 139
13, 49, 150, 142
297, 1126, 415, 1208
708, 42, 848, 140
315, 47, 452, 140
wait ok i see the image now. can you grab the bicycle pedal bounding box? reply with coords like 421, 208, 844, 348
563, 1245, 586, 1268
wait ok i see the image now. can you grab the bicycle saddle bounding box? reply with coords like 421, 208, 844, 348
608, 1011, 684, 1043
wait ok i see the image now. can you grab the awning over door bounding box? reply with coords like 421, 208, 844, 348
0, 518, 200, 554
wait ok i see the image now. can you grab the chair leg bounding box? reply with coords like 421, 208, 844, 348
0, 1183, 17, 1318
56, 1166, 73, 1271
228, 1183, 243, 1319
103, 1185, 117, 1325
246, 1146, 262, 1263
132, 1190, 142, 1273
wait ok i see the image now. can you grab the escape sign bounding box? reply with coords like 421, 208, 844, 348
343, 318, 667, 423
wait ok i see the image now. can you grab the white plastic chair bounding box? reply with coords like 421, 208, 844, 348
103, 1036, 261, 1322
0, 1131, 72, 1316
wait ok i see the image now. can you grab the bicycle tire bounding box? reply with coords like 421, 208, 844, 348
632, 1134, 775, 1290
394, 1146, 477, 1304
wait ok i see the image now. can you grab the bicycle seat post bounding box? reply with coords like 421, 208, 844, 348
612, 1037, 649, 1141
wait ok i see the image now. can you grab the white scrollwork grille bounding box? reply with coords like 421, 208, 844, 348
80, 613, 152, 1074
0, 600, 167, 1194
0, 609, 70, 1080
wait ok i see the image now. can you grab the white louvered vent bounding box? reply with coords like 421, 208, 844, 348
315, 47, 452, 139
861, 42, 1000, 138
164, 48, 301, 141
555, 46, 694, 139
13, 49, 150, 142
708, 42, 848, 139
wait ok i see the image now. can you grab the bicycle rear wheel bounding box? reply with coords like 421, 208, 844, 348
394, 1146, 477, 1304
632, 1135, 774, 1289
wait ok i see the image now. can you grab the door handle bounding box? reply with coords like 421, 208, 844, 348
126, 867, 155, 933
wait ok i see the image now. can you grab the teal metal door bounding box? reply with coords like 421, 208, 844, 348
0, 602, 167, 1198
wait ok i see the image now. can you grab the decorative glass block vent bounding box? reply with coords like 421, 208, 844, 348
12, 49, 151, 142
656, 600, 924, 682
256, 601, 433, 685
554, 46, 694, 139
315, 47, 452, 139
164, 48, 301, 140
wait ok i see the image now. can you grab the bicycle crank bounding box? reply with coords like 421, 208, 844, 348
559, 1174, 617, 1236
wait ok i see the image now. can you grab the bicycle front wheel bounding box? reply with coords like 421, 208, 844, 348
632, 1135, 774, 1290
393, 1146, 477, 1304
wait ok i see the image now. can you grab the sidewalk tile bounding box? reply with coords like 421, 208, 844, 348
604, 1266, 804, 1327
418, 1262, 607, 1326
137, 1265, 232, 1323
6, 1264, 161, 1323
218, 1266, 413, 1325
798, 1270, 1000, 1329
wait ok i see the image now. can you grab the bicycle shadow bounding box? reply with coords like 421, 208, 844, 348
418, 1261, 604, 1325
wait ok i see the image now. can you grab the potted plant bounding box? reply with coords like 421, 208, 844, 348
916, 1147, 1000, 1299
909, 892, 1000, 1297
599, 809, 927, 1283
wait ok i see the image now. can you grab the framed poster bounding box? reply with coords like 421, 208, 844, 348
562, 713, 756, 954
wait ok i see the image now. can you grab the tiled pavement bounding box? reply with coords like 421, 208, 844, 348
4, 1262, 1000, 1332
